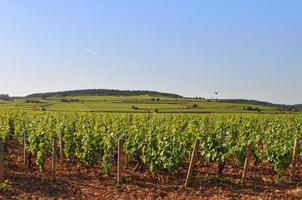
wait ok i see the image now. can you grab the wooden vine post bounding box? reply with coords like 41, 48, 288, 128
185, 139, 200, 187
124, 154, 128, 170
291, 138, 299, 180
0, 140, 4, 182
124, 136, 128, 169
241, 144, 253, 183
23, 131, 27, 165
59, 130, 64, 161
52, 138, 57, 180
117, 139, 124, 183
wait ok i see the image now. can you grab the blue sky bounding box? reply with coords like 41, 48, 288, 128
0, 0, 301, 104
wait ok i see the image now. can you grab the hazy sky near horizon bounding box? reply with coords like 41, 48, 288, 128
0, 1, 301, 104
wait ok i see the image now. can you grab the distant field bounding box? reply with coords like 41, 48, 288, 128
0, 95, 295, 114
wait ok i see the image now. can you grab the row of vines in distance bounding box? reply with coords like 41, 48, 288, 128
0, 111, 302, 180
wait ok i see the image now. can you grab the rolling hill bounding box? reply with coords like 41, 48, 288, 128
25, 89, 182, 98
0, 89, 300, 113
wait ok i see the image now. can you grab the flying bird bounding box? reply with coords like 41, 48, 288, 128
214, 91, 221, 95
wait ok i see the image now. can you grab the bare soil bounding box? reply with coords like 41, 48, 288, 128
1, 141, 302, 200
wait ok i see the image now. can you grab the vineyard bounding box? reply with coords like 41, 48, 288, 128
1, 111, 302, 199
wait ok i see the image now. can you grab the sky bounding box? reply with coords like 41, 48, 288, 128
0, 0, 301, 104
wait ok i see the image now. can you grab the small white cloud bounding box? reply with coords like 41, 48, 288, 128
84, 48, 97, 55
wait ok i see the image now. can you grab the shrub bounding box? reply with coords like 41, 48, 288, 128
132, 105, 139, 110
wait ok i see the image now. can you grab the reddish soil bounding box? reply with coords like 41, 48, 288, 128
1, 141, 302, 200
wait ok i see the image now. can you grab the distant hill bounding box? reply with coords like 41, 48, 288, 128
20, 90, 302, 111
292, 104, 302, 110
26, 89, 183, 98
218, 99, 301, 111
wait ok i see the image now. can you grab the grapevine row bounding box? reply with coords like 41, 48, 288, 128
0, 111, 301, 181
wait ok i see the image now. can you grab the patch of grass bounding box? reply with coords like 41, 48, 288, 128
0, 181, 11, 190
206, 175, 232, 184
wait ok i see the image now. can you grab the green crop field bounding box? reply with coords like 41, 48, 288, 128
1, 111, 302, 180
0, 95, 294, 114
0, 97, 301, 199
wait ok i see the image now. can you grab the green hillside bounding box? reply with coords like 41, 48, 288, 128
0, 95, 297, 114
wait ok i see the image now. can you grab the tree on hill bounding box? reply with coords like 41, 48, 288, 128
0, 94, 10, 101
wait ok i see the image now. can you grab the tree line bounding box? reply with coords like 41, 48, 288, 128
25, 89, 182, 98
